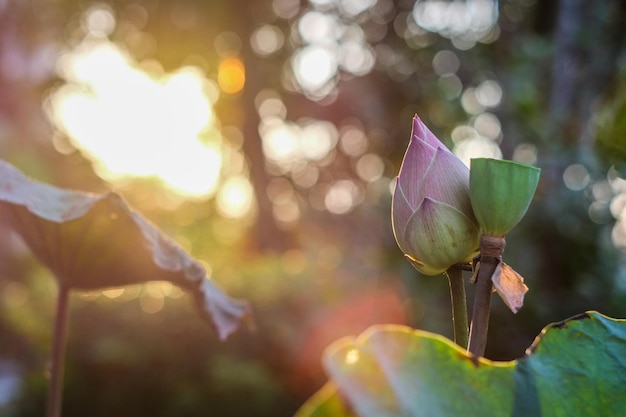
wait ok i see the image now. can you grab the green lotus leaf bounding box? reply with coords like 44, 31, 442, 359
295, 311, 626, 417
0, 159, 251, 340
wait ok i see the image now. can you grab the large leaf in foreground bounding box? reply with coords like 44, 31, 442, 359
295, 311, 626, 417
0, 160, 251, 340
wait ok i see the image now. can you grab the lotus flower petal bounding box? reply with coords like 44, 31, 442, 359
416, 148, 473, 216
391, 181, 413, 253
412, 115, 447, 150
403, 198, 479, 276
392, 115, 480, 275
0, 160, 251, 340
397, 135, 437, 208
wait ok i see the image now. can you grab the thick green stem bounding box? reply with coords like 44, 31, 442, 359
446, 266, 468, 349
46, 284, 71, 417
468, 236, 505, 357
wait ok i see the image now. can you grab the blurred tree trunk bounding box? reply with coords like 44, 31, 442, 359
228, 0, 290, 252
549, 0, 626, 159
537, 0, 626, 296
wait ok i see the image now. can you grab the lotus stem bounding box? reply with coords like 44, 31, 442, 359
468, 236, 505, 357
446, 266, 469, 348
46, 284, 71, 417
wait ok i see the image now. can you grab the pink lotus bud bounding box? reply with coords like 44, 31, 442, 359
392, 115, 480, 275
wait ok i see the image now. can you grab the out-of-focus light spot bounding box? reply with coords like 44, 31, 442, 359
432, 50, 460, 75
299, 11, 341, 44
139, 287, 165, 314
512, 143, 538, 165
250, 25, 284, 56
256, 91, 287, 120
339, 125, 368, 157
588, 201, 610, 224
80, 292, 100, 301
412, 0, 498, 44
218, 57, 245, 94
356, 153, 385, 182
273, 0, 300, 19
340, 0, 377, 16
292, 45, 337, 93
48, 40, 222, 199
158, 282, 174, 297
273, 199, 301, 224
83, 4, 116, 36
473, 112, 501, 140
261, 119, 338, 168
167, 285, 185, 299
3, 282, 29, 308
611, 220, 626, 249
475, 79, 502, 108
216, 176, 254, 219
292, 163, 320, 188
454, 136, 502, 167
461, 88, 485, 115
563, 164, 590, 191
116, 285, 141, 301
261, 119, 300, 164
591, 180, 612, 203
325, 180, 360, 214
609, 168, 626, 193
610, 193, 626, 219
267, 178, 294, 204
437, 74, 463, 99
300, 121, 339, 160
340, 41, 375, 76
214, 31, 242, 57
102, 288, 125, 299
345, 348, 360, 365
451, 124, 476, 144
309, 0, 334, 7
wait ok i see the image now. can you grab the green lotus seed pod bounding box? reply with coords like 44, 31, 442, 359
469, 158, 540, 237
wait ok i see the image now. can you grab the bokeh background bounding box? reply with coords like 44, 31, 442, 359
1, 0, 626, 416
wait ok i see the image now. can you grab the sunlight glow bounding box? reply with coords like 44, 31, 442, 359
48, 39, 222, 198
